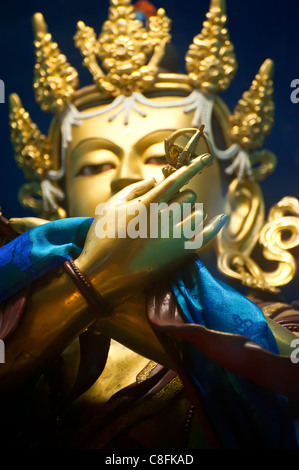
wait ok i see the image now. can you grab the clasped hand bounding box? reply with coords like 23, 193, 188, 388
76, 153, 226, 304
9, 153, 226, 305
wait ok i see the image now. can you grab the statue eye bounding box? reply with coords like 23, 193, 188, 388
145, 156, 167, 165
77, 163, 115, 176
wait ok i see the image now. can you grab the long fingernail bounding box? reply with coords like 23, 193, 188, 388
215, 214, 228, 229
202, 214, 227, 242
140, 178, 156, 188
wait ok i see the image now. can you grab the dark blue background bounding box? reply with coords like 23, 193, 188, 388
0, 0, 298, 299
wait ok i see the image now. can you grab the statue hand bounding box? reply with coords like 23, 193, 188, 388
76, 153, 227, 305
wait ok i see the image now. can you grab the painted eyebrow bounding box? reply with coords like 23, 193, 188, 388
71, 137, 123, 158
133, 129, 176, 154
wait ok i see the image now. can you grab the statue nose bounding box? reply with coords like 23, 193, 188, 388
110, 152, 143, 195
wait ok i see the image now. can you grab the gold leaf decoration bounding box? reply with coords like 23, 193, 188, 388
33, 12, 79, 113
230, 59, 275, 151
9, 93, 52, 181
185, 0, 237, 94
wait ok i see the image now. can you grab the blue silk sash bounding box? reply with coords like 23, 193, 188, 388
0, 218, 92, 304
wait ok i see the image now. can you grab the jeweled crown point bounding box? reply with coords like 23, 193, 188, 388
230, 58, 275, 151
210, 0, 226, 13
8, 92, 22, 110
32, 13, 79, 114
8, 93, 52, 183
260, 58, 274, 78
185, 0, 237, 94
32, 12, 48, 35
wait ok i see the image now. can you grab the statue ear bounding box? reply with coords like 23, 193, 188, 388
219, 178, 265, 257
216, 178, 269, 291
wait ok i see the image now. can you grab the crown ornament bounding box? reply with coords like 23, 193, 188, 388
9, 93, 65, 217
33, 12, 79, 114
230, 59, 275, 151
9, 94, 52, 180
186, 0, 237, 94
225, 58, 276, 181
74, 1, 171, 96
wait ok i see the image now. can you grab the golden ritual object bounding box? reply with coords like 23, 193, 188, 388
162, 124, 211, 177
8, 0, 299, 293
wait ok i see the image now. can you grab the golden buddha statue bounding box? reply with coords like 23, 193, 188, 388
0, 0, 299, 449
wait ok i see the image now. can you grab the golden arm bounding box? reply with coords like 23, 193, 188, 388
0, 267, 173, 392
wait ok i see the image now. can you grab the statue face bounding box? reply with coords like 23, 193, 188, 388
65, 96, 225, 220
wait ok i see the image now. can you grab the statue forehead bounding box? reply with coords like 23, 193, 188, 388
68, 95, 197, 153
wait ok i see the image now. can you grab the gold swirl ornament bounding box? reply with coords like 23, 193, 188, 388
259, 197, 299, 287
218, 192, 299, 292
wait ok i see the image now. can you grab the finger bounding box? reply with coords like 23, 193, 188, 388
197, 214, 227, 251
9, 217, 49, 234
157, 190, 197, 229
111, 178, 157, 203
145, 153, 212, 204
175, 208, 206, 251
169, 189, 197, 206
178, 206, 206, 232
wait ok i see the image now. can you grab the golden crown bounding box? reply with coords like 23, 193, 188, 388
10, 0, 275, 218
